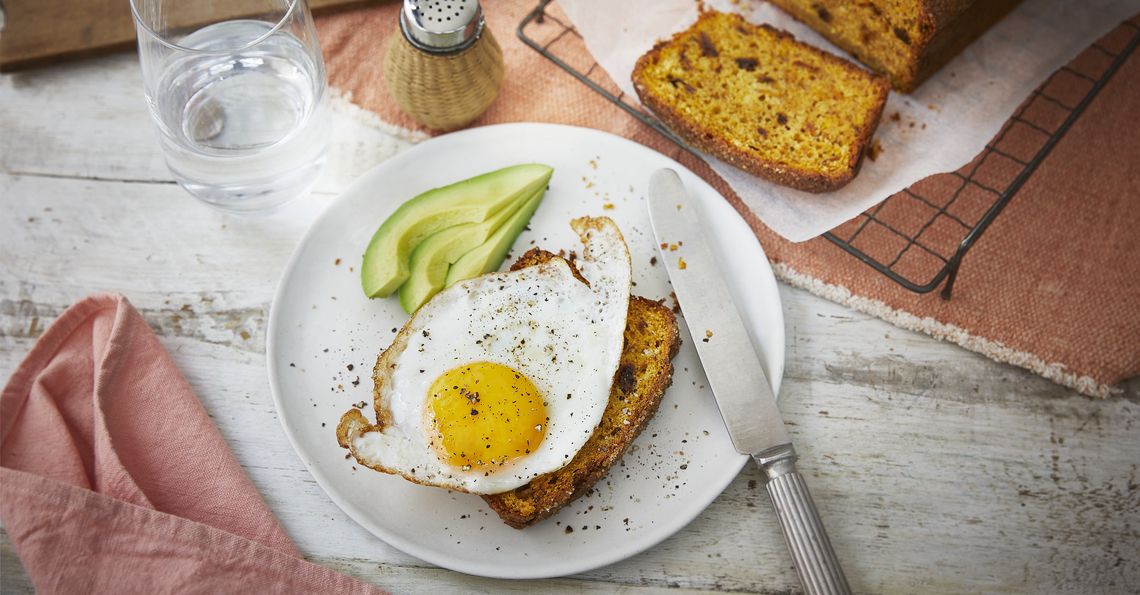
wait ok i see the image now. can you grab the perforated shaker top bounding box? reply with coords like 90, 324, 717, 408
401, 0, 484, 52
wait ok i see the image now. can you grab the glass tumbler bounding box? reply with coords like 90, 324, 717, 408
130, 0, 329, 212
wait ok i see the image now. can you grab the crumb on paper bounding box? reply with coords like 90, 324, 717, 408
678, 257, 687, 270
603, 202, 614, 210
669, 243, 679, 252
889, 111, 900, 122
650, 256, 657, 266
334, 258, 342, 266
868, 139, 884, 162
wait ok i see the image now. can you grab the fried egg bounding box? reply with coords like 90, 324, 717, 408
337, 217, 631, 494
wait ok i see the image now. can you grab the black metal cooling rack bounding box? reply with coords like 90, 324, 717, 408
517, 0, 1140, 298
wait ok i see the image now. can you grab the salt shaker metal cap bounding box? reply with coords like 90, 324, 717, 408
400, 0, 484, 53
384, 0, 504, 131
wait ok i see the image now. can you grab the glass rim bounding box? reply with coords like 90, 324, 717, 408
129, 0, 301, 54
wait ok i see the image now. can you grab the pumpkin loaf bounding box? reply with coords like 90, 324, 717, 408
631, 11, 890, 193
766, 0, 1023, 92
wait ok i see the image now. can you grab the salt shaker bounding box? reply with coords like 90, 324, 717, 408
384, 0, 504, 131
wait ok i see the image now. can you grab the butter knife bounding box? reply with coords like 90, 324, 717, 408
647, 169, 851, 595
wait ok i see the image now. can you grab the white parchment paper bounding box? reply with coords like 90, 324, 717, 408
559, 0, 1138, 241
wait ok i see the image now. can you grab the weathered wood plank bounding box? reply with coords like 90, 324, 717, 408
1, 50, 1137, 594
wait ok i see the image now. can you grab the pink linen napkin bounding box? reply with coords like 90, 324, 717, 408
0, 293, 384, 593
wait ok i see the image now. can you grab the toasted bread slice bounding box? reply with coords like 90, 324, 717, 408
631, 10, 889, 192
482, 249, 681, 528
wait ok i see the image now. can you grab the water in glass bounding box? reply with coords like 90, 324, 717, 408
135, 3, 328, 212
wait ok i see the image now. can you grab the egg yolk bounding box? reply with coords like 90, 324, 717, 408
427, 362, 547, 472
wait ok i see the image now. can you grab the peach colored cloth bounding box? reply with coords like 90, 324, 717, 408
0, 294, 383, 593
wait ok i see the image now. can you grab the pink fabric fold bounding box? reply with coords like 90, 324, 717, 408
0, 293, 384, 593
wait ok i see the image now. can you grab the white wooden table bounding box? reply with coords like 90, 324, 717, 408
2, 52, 1138, 594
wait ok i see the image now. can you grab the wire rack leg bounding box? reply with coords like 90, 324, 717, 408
939, 257, 962, 300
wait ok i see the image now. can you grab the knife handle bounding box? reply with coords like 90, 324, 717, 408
755, 446, 852, 595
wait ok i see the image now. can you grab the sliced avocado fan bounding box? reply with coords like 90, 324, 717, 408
360, 164, 554, 298
397, 181, 544, 314
444, 181, 547, 288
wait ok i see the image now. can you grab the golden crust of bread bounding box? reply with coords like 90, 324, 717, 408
631, 10, 889, 192
481, 249, 681, 528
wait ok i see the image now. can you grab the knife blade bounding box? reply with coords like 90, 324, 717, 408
647, 168, 851, 595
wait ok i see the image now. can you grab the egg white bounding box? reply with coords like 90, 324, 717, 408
341, 217, 631, 494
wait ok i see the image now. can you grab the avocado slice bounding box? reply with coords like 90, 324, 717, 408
360, 164, 554, 298
397, 183, 541, 313
444, 181, 547, 288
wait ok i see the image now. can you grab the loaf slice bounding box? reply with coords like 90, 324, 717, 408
482, 249, 681, 528
766, 0, 1022, 92
631, 10, 890, 192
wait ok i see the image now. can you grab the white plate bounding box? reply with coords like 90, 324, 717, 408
267, 123, 784, 579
